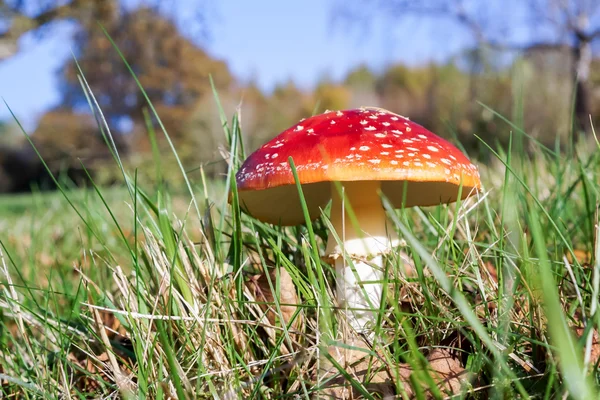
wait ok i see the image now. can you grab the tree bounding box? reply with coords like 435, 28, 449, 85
267, 81, 312, 135
313, 81, 350, 113
337, 0, 600, 140
0, 0, 120, 59
0, 1, 211, 59
32, 109, 105, 164
60, 6, 233, 154
344, 65, 380, 108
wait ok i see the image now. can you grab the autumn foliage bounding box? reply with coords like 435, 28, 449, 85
1, 2, 600, 192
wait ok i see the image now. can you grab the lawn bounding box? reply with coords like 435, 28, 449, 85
0, 100, 599, 399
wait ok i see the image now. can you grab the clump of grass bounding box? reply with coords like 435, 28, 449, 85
1, 47, 599, 398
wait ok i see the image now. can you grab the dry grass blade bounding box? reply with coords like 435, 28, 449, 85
88, 301, 134, 394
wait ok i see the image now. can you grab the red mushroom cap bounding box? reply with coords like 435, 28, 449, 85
236, 107, 481, 225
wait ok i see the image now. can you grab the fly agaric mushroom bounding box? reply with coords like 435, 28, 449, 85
235, 107, 481, 332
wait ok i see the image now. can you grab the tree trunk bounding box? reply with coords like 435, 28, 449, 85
572, 37, 593, 143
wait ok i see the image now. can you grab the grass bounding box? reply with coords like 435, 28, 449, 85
1, 61, 600, 399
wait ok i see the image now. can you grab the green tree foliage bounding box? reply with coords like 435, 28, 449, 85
313, 82, 351, 113
265, 81, 311, 136
344, 65, 377, 90
337, 0, 600, 140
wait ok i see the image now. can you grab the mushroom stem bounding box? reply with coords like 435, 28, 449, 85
326, 181, 398, 333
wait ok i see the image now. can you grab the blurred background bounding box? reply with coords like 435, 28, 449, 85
0, 0, 599, 193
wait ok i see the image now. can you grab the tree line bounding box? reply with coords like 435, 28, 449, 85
0, 1, 599, 193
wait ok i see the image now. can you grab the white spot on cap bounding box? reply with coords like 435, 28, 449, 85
360, 120, 368, 125
271, 143, 283, 148
403, 161, 410, 166
427, 146, 439, 152
418, 134, 428, 139
368, 159, 381, 164
295, 125, 304, 131
406, 147, 419, 151
265, 154, 271, 159
423, 154, 431, 159
307, 128, 315, 134
441, 158, 451, 165
350, 147, 356, 150
381, 151, 389, 155
414, 161, 423, 166
426, 161, 437, 168
336, 110, 343, 116
272, 153, 279, 159
406, 126, 412, 132
403, 139, 413, 144
408, 152, 415, 156
331, 120, 336, 125
365, 126, 376, 131
382, 122, 390, 126
391, 160, 398, 165
392, 129, 403, 135
359, 146, 370, 151
368, 114, 378, 120
445, 168, 451, 175
391, 116, 399, 121
449, 155, 457, 160
375, 133, 386, 138
381, 143, 393, 148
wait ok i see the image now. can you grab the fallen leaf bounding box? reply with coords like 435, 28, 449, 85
96, 308, 128, 341
573, 325, 600, 366
424, 348, 468, 396
317, 334, 394, 399
249, 267, 302, 330
316, 334, 469, 399
565, 249, 592, 265
483, 261, 498, 285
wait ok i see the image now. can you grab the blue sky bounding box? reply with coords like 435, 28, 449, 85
0, 0, 470, 129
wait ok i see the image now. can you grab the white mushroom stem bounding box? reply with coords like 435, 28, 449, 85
325, 181, 399, 333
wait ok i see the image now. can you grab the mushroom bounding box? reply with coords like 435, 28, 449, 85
235, 107, 481, 333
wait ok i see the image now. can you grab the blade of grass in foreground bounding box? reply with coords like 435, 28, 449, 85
288, 156, 332, 336
99, 24, 204, 234
383, 197, 531, 398
527, 199, 597, 399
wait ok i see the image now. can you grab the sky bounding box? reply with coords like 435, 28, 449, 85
0, 0, 471, 129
